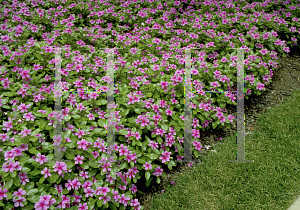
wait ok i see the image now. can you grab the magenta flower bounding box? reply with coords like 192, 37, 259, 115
53, 161, 68, 176
71, 177, 81, 190
74, 155, 84, 164
20, 128, 32, 137
2, 120, 13, 131
256, 82, 265, 90
75, 128, 85, 138
0, 133, 9, 142
13, 188, 26, 199
53, 135, 62, 146
78, 203, 88, 210
17, 103, 30, 113
153, 166, 163, 177
77, 139, 89, 150
0, 187, 8, 200
143, 162, 152, 170
41, 167, 51, 178
13, 195, 25, 207
36, 154, 48, 165
76, 103, 85, 111
165, 108, 173, 116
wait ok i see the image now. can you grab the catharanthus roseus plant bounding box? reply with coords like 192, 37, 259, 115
0, 0, 299, 209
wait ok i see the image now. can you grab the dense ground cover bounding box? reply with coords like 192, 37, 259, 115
0, 0, 299, 209
137, 48, 300, 209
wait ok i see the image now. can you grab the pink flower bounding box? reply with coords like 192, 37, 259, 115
53, 135, 62, 146
75, 128, 85, 138
53, 161, 68, 176
153, 166, 163, 177
13, 188, 26, 199
17, 103, 30, 113
99, 195, 111, 205
0, 187, 8, 200
35, 195, 55, 210
72, 177, 81, 190
165, 108, 173, 116
87, 113, 95, 120
256, 82, 265, 90
77, 139, 88, 150
0, 133, 9, 142
133, 132, 141, 140
13, 195, 25, 207
76, 103, 86, 111
74, 155, 84, 165
3, 160, 15, 173
143, 162, 152, 170
36, 154, 48, 165
78, 203, 88, 210
23, 112, 36, 122
20, 128, 32, 137
41, 167, 51, 178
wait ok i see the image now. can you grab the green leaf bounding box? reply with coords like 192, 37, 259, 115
146, 92, 152, 97
133, 177, 137, 183
71, 114, 81, 119
145, 171, 150, 180
167, 160, 176, 170
27, 189, 39, 195
4, 203, 13, 210
118, 161, 127, 170
134, 108, 144, 114
11, 170, 17, 178
93, 128, 102, 134
97, 119, 107, 127
156, 177, 161, 184
64, 115, 71, 122
153, 91, 159, 98
49, 173, 59, 183
156, 136, 163, 144
88, 198, 97, 209
14, 176, 20, 186
39, 176, 45, 184
29, 147, 37, 154
31, 128, 41, 136
145, 177, 153, 187
161, 124, 168, 131
27, 195, 40, 203
62, 188, 69, 194
22, 167, 30, 172
49, 187, 58, 195
88, 161, 98, 168
63, 130, 72, 139
5, 179, 13, 189
81, 162, 89, 169
97, 199, 103, 207
66, 161, 75, 169
118, 129, 128, 135
141, 141, 147, 151
146, 153, 159, 160
136, 140, 142, 146
137, 157, 146, 164
25, 182, 35, 190
29, 136, 38, 142
65, 150, 75, 160
46, 108, 52, 115
42, 142, 54, 151
47, 154, 53, 161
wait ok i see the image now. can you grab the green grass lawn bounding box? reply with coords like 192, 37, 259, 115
143, 88, 300, 210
